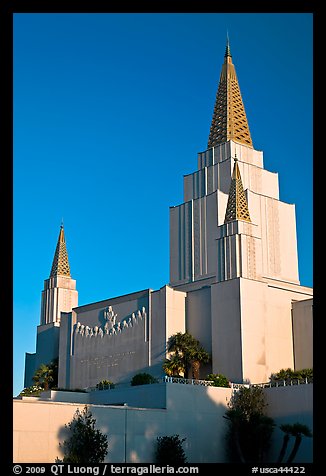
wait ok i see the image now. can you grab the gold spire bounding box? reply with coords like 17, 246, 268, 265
208, 38, 253, 149
50, 224, 71, 277
224, 158, 251, 223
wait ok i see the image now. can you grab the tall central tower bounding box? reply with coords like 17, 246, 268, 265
169, 39, 312, 383
170, 39, 299, 291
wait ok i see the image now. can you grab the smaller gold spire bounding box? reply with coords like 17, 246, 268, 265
224, 159, 251, 223
50, 224, 71, 277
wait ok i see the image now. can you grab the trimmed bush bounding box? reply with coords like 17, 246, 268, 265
19, 385, 44, 397
96, 380, 115, 390
206, 373, 230, 387
130, 373, 158, 386
270, 368, 313, 382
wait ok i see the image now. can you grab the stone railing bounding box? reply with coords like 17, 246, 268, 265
162, 376, 216, 386
84, 375, 313, 392
250, 377, 313, 388
162, 375, 313, 389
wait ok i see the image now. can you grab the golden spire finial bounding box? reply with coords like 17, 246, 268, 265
224, 160, 251, 223
225, 32, 231, 58
50, 223, 71, 277
208, 39, 253, 149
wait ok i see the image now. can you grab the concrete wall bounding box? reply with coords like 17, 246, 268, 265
13, 383, 232, 463
210, 278, 313, 384
24, 353, 36, 389
211, 279, 243, 382
13, 383, 312, 463
71, 314, 149, 389
186, 286, 212, 378
90, 384, 166, 409
292, 298, 313, 370
35, 323, 60, 367
265, 384, 313, 463
186, 286, 212, 353
57, 287, 187, 391
58, 291, 155, 389
24, 323, 60, 388
150, 286, 186, 378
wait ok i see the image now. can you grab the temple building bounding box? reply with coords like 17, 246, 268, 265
24, 39, 313, 390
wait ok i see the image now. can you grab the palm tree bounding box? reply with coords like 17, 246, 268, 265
163, 354, 185, 377
189, 346, 210, 379
32, 358, 58, 391
165, 332, 210, 379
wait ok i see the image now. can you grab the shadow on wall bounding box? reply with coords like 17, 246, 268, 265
54, 384, 231, 463
52, 382, 312, 463
264, 385, 313, 464
204, 383, 313, 464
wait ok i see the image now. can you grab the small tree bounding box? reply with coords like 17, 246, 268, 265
32, 358, 58, 391
57, 406, 108, 463
131, 373, 158, 386
224, 386, 275, 463
206, 373, 230, 388
155, 435, 187, 464
165, 332, 210, 379
163, 354, 185, 377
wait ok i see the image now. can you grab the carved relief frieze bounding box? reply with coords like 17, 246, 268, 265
75, 306, 146, 339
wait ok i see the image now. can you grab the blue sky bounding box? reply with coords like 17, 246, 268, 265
13, 13, 313, 396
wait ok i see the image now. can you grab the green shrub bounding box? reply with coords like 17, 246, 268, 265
19, 385, 44, 397
130, 373, 158, 386
96, 380, 115, 390
57, 406, 108, 463
206, 373, 230, 387
155, 435, 187, 464
270, 368, 313, 382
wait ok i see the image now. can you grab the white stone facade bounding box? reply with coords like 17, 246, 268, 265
41, 275, 78, 325
170, 140, 298, 288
